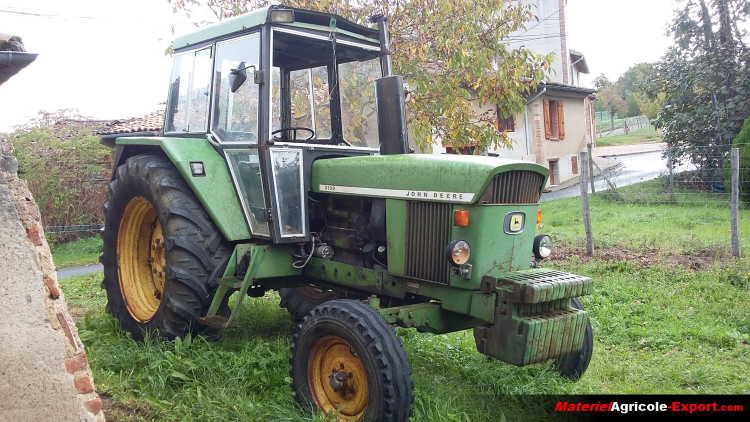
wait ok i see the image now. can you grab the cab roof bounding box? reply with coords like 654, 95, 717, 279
173, 5, 380, 51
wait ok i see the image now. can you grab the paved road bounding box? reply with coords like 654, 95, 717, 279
542, 150, 694, 202
57, 263, 103, 279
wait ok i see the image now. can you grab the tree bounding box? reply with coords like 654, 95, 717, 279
168, 0, 552, 153
731, 117, 750, 202
654, 0, 750, 179
596, 84, 628, 131
618, 63, 660, 117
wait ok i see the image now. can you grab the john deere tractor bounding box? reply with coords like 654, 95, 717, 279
100, 6, 593, 421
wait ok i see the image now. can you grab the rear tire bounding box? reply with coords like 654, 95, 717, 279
555, 297, 593, 380
291, 299, 414, 421
101, 154, 231, 340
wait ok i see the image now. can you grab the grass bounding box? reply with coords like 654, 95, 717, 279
58, 180, 750, 421
541, 178, 750, 255
596, 117, 627, 134
595, 127, 661, 147
52, 236, 103, 268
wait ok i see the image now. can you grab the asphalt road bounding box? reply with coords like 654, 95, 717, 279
57, 263, 102, 279
541, 150, 693, 202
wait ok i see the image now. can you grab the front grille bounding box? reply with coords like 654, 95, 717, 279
405, 201, 451, 284
481, 171, 545, 204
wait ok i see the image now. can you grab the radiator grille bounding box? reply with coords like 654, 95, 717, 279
405, 201, 452, 284
481, 171, 545, 204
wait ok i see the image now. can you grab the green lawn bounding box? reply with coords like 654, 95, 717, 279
60, 180, 750, 421
52, 236, 102, 268
596, 127, 661, 147
541, 178, 750, 255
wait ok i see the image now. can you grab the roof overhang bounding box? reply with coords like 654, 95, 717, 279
545, 82, 595, 98
0, 52, 37, 86
569, 49, 589, 74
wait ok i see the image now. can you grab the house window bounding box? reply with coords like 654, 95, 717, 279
496, 107, 515, 132
543, 99, 565, 140
548, 159, 559, 185
571, 155, 579, 175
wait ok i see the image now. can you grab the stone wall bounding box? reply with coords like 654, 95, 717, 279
0, 138, 104, 421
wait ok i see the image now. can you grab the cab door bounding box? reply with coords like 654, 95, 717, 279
210, 31, 272, 238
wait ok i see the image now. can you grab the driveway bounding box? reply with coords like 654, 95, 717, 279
542, 149, 693, 202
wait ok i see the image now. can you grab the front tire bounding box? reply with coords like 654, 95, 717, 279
101, 154, 231, 340
291, 300, 414, 421
279, 285, 340, 321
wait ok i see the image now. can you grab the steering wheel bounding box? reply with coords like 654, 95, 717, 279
272, 127, 315, 142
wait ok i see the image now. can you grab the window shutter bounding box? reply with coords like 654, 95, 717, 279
557, 101, 565, 140
543, 99, 551, 139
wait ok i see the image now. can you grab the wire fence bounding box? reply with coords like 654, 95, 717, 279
46, 224, 104, 235
573, 144, 747, 259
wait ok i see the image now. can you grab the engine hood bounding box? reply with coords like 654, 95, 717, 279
311, 154, 548, 204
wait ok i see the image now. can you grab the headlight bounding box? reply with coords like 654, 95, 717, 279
533, 235, 553, 260
447, 240, 470, 265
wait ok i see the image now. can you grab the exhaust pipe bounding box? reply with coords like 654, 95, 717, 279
375, 75, 409, 155
371, 14, 409, 155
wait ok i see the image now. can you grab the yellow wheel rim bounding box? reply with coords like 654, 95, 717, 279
117, 196, 166, 322
308, 335, 369, 421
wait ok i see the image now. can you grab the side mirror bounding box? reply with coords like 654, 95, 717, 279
229, 61, 249, 93
229, 62, 262, 92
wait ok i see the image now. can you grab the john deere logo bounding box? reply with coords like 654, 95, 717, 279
504, 212, 525, 234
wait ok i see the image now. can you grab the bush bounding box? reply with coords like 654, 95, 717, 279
734, 117, 750, 203
10, 112, 111, 242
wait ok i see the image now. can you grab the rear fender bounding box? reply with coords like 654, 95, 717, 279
113, 137, 251, 242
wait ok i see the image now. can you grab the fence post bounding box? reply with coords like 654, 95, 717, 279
579, 151, 594, 256
731, 147, 741, 258
587, 143, 596, 194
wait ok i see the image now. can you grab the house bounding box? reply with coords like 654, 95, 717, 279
435, 0, 596, 187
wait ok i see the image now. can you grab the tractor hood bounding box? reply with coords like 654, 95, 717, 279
311, 154, 548, 204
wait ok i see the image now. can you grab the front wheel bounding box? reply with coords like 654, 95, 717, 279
279, 285, 340, 321
290, 299, 414, 421
555, 297, 593, 380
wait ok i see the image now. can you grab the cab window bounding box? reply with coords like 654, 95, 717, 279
212, 33, 262, 143
165, 47, 212, 133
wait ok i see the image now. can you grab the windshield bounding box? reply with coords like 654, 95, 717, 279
339, 57, 380, 148
271, 30, 381, 148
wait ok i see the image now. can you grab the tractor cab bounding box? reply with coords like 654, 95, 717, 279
164, 6, 396, 244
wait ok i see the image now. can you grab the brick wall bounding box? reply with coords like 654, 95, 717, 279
0, 138, 104, 422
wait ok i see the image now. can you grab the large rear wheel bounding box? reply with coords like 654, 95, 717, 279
101, 154, 231, 340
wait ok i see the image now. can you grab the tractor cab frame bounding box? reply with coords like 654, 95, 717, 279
164, 6, 394, 244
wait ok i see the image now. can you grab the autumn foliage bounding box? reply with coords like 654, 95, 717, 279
169, 0, 553, 152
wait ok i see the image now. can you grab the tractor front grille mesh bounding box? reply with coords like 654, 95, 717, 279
405, 201, 451, 284
481, 171, 545, 204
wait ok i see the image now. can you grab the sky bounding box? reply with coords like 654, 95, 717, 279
0, 0, 681, 132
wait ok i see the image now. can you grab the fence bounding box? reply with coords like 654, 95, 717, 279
596, 114, 653, 137
569, 145, 748, 260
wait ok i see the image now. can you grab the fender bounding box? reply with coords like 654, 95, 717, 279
113, 136, 251, 241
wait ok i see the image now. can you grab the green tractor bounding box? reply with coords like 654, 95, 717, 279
100, 5, 593, 421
